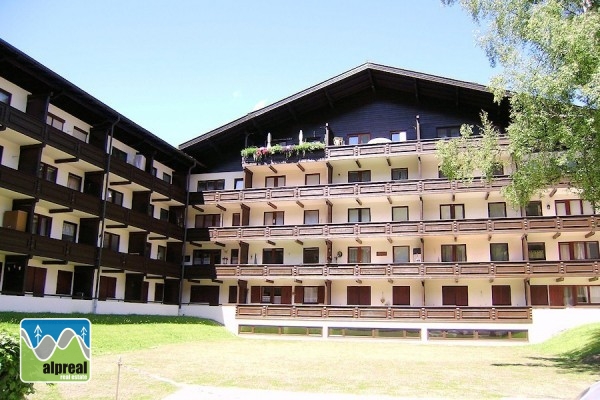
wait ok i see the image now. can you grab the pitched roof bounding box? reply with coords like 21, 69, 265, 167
179, 62, 496, 150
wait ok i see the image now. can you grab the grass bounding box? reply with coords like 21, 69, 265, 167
1, 312, 598, 399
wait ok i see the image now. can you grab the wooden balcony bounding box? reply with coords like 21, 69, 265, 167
0, 227, 181, 277
183, 264, 216, 279
105, 202, 184, 240
201, 177, 514, 205
0, 102, 186, 203
325, 137, 510, 160
207, 215, 597, 241
215, 260, 600, 279
236, 305, 532, 323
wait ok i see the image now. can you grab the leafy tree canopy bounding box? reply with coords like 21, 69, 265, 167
438, 0, 600, 208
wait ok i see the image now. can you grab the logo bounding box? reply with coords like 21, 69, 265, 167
20, 318, 91, 382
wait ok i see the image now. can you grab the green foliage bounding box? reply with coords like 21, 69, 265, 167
440, 0, 600, 207
240, 141, 325, 161
240, 146, 258, 158
295, 141, 325, 155
0, 331, 35, 400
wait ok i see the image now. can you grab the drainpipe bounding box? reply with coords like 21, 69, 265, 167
92, 115, 121, 314
178, 159, 198, 314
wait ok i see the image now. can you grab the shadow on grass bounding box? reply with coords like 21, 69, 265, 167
0, 312, 221, 326
493, 327, 600, 375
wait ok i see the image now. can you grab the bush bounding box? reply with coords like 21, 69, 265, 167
0, 331, 34, 399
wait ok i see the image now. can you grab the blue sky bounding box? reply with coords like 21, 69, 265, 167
0, 1, 495, 147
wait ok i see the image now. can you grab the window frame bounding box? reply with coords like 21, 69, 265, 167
555, 199, 584, 216
265, 175, 286, 188
527, 242, 546, 261
390, 131, 407, 142
348, 170, 371, 183
0, 88, 11, 105
262, 248, 284, 264
111, 147, 128, 162
72, 126, 88, 142
67, 173, 82, 191
162, 172, 172, 184
305, 173, 320, 186
392, 206, 409, 222
198, 179, 225, 191
436, 126, 461, 138
159, 208, 169, 221
38, 162, 58, 183
107, 188, 124, 206
393, 246, 410, 263
347, 133, 370, 145
303, 247, 320, 264
103, 232, 120, 252
441, 244, 467, 262
303, 210, 319, 224
490, 243, 509, 262
525, 201, 543, 217
348, 208, 371, 223
264, 211, 285, 226
234, 178, 244, 190
391, 168, 408, 181
157, 245, 167, 261
348, 246, 371, 263
32, 214, 52, 237
46, 112, 65, 131
440, 204, 465, 220
488, 202, 507, 218
61, 221, 77, 243
195, 214, 221, 228
558, 241, 599, 260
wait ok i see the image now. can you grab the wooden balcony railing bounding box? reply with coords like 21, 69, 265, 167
0, 227, 181, 277
0, 102, 186, 203
236, 305, 532, 323
0, 164, 184, 240
215, 260, 600, 278
325, 137, 510, 160
206, 215, 597, 241
201, 177, 515, 205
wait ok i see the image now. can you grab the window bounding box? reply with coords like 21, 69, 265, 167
393, 286, 410, 305
348, 247, 371, 263
72, 126, 88, 142
155, 283, 164, 302
25, 266, 46, 296
263, 248, 284, 264
303, 248, 319, 264
391, 168, 408, 181
392, 206, 409, 221
393, 246, 410, 263
111, 147, 128, 162
442, 286, 469, 306
190, 285, 220, 305
151, 167, 157, 177
525, 201, 543, 216
348, 170, 371, 183
148, 204, 154, 217
490, 243, 509, 261
492, 285, 512, 306
488, 202, 507, 218
303, 287, 319, 304
61, 221, 77, 243
491, 163, 504, 176
38, 162, 57, 183
305, 173, 320, 185
198, 179, 225, 191
67, 173, 82, 191
527, 243, 546, 261
440, 204, 465, 220
103, 232, 120, 252
157, 245, 166, 261
575, 286, 600, 304
391, 131, 407, 142
347, 286, 371, 305
0, 88, 11, 105
347, 133, 370, 145
56, 270, 73, 295
264, 211, 284, 226
98, 276, 117, 300
436, 126, 460, 138
265, 176, 285, 187
32, 214, 52, 237
260, 286, 289, 304
232, 213, 241, 226
107, 189, 124, 206
46, 113, 64, 130
234, 178, 244, 190
159, 208, 169, 221
192, 250, 221, 265
304, 210, 319, 224
559, 241, 599, 260
195, 214, 221, 228
162, 172, 171, 183
348, 208, 371, 223
231, 249, 239, 264
441, 244, 467, 262
555, 200, 583, 216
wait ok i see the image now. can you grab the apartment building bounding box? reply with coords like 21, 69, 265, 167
179, 64, 600, 341
0, 39, 196, 315
1, 39, 598, 341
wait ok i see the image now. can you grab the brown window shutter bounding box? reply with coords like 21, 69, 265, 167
33, 267, 46, 297
295, 286, 304, 304
530, 285, 549, 306
492, 285, 511, 306
228, 286, 238, 303
317, 286, 325, 304
359, 286, 371, 305
209, 286, 220, 306
442, 286, 454, 305
142, 281, 149, 303
549, 285, 565, 306
392, 286, 410, 305
281, 286, 292, 304
347, 286, 358, 305
456, 286, 468, 306
250, 286, 261, 303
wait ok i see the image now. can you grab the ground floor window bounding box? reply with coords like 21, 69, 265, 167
25, 266, 47, 297
98, 276, 117, 300
56, 270, 73, 295
190, 285, 219, 305
250, 286, 292, 304
294, 286, 324, 304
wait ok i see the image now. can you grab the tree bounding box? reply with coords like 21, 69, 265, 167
0, 332, 35, 399
438, 0, 600, 208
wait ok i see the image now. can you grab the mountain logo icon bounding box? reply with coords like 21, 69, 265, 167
20, 318, 91, 383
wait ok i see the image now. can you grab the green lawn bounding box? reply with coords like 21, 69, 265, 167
1, 312, 598, 400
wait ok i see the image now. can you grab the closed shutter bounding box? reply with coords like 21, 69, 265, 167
392, 286, 411, 305
228, 286, 238, 303
492, 285, 511, 306
442, 286, 455, 305
530, 285, 548, 305
281, 286, 292, 304
359, 286, 371, 305
295, 286, 304, 304
250, 286, 261, 303
456, 286, 469, 306
347, 286, 359, 305
549, 285, 565, 306
142, 281, 149, 303
317, 286, 325, 304
56, 270, 73, 295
